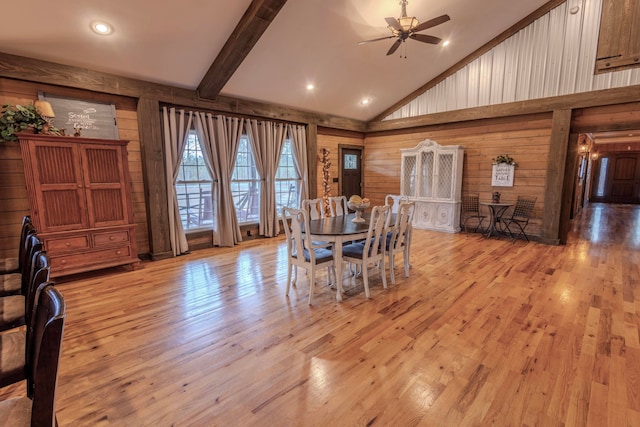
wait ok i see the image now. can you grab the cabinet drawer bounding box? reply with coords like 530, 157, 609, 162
93, 230, 131, 247
45, 235, 90, 252
50, 246, 132, 272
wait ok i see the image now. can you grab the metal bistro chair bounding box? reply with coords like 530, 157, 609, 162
460, 193, 486, 235
502, 195, 537, 242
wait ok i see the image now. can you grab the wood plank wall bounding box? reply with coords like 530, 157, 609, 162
0, 78, 149, 259
363, 114, 554, 238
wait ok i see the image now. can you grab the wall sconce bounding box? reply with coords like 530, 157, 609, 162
591, 152, 598, 160
578, 142, 589, 156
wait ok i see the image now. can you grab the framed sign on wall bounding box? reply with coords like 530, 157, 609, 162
491, 163, 515, 187
38, 92, 120, 140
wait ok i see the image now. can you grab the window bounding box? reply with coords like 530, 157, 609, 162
231, 136, 261, 223
276, 140, 301, 213
175, 131, 214, 230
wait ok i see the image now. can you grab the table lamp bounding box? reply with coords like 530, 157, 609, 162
34, 100, 56, 133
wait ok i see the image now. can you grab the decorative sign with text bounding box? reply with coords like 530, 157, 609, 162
38, 92, 119, 140
491, 163, 514, 187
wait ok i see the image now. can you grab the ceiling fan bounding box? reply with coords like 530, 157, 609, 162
359, 0, 450, 56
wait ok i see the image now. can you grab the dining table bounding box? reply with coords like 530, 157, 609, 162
305, 212, 371, 301
479, 201, 513, 238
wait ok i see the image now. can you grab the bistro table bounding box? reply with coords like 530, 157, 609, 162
305, 213, 371, 302
479, 201, 512, 238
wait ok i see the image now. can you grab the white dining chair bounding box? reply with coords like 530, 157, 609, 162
328, 196, 349, 217
341, 205, 390, 298
281, 207, 336, 304
385, 194, 409, 214
386, 201, 415, 284
301, 198, 326, 220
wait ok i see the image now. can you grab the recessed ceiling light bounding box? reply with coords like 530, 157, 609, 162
91, 21, 113, 35
306, 84, 315, 91
360, 98, 371, 106
443, 40, 450, 47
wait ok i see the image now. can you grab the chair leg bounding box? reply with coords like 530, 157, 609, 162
403, 245, 410, 278
380, 257, 387, 290
285, 262, 293, 296
362, 264, 370, 298
308, 269, 316, 305
389, 252, 396, 285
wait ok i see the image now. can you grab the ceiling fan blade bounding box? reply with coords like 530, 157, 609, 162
410, 33, 442, 44
358, 35, 396, 45
386, 38, 402, 55
412, 14, 450, 33
385, 17, 403, 32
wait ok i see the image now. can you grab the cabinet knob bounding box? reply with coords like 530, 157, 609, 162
109, 236, 115, 240
60, 260, 67, 265
65, 242, 71, 247
116, 250, 121, 255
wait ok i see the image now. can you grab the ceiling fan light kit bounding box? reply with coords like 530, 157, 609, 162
359, 0, 450, 56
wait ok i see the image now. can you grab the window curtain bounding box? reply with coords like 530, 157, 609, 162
245, 120, 286, 237
193, 113, 243, 247
287, 124, 309, 204
162, 107, 193, 256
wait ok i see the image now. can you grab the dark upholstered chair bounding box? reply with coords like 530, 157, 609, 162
0, 218, 37, 297
0, 284, 66, 427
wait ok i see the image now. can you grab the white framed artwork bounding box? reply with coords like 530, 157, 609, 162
491, 163, 515, 187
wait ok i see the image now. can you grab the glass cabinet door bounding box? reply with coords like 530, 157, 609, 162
402, 155, 417, 196
420, 151, 434, 198
436, 153, 454, 199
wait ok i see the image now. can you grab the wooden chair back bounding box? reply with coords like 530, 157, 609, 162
329, 196, 349, 217
385, 194, 409, 214
302, 198, 325, 220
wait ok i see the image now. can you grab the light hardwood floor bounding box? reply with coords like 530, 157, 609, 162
2, 203, 640, 426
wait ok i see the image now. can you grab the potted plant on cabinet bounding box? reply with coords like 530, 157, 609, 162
0, 104, 60, 142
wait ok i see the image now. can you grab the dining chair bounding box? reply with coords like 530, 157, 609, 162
328, 196, 349, 217
385, 194, 409, 214
0, 284, 66, 427
281, 207, 336, 304
1, 249, 50, 333
460, 193, 486, 235
386, 202, 415, 285
1, 219, 37, 297
301, 198, 326, 220
502, 195, 537, 242
341, 205, 390, 298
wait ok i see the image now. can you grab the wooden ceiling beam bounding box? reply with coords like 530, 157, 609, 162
0, 51, 365, 132
197, 0, 288, 99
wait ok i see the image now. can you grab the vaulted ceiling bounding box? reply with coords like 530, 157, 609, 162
0, 0, 552, 121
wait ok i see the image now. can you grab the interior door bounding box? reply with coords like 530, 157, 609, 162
591, 152, 640, 203
339, 146, 362, 199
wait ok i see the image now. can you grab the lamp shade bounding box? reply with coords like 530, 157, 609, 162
34, 100, 55, 118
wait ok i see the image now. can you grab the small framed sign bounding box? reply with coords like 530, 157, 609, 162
38, 92, 119, 140
491, 163, 515, 187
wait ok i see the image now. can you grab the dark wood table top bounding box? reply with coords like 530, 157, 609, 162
306, 213, 371, 236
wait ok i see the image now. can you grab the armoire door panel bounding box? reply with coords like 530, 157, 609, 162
81, 145, 130, 228
29, 142, 87, 231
